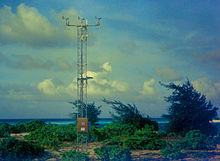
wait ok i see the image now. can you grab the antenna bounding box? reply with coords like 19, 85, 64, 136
63, 16, 101, 152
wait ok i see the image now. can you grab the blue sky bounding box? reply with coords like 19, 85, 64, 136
0, 0, 220, 118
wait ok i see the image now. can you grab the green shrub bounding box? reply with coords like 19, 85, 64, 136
88, 126, 101, 142
24, 124, 77, 149
24, 120, 46, 132
0, 123, 12, 137
103, 136, 124, 146
95, 145, 132, 161
123, 135, 165, 150
61, 150, 90, 161
122, 127, 165, 150
10, 121, 26, 133
161, 141, 185, 160
123, 136, 147, 150
97, 122, 136, 141
180, 130, 215, 150
0, 137, 44, 160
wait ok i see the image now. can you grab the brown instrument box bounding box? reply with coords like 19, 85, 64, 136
77, 118, 88, 133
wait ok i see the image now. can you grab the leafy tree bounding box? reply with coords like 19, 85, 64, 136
103, 99, 158, 130
160, 80, 218, 136
69, 100, 101, 126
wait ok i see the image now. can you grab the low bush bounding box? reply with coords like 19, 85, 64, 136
97, 122, 136, 141
122, 126, 165, 150
10, 121, 26, 133
24, 124, 77, 149
103, 136, 124, 146
61, 150, 90, 161
23, 120, 46, 132
0, 123, 12, 137
95, 145, 132, 161
124, 136, 165, 150
180, 130, 215, 150
0, 137, 44, 160
161, 141, 185, 160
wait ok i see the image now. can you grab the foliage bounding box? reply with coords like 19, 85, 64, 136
10, 121, 26, 133
95, 145, 132, 161
23, 120, 46, 132
61, 150, 90, 161
0, 123, 12, 137
103, 99, 158, 130
103, 136, 124, 146
0, 137, 44, 160
161, 130, 216, 159
180, 130, 215, 150
160, 80, 218, 136
70, 100, 101, 126
123, 126, 166, 150
96, 122, 137, 141
98, 124, 165, 150
24, 124, 77, 149
161, 141, 185, 160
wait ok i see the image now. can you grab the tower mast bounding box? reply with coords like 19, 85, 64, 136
63, 16, 101, 152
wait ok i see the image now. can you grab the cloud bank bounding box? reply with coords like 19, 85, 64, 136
0, 4, 76, 47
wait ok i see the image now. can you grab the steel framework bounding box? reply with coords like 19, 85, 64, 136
63, 16, 101, 152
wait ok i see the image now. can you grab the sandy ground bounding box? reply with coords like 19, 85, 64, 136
9, 133, 220, 161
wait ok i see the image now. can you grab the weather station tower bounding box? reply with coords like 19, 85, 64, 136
62, 16, 101, 152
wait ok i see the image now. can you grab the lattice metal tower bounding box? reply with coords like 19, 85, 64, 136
63, 16, 101, 152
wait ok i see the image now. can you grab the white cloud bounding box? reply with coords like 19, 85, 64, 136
38, 79, 75, 96
0, 4, 77, 47
101, 62, 112, 72
140, 78, 156, 96
192, 77, 220, 99
155, 67, 183, 81
37, 62, 129, 98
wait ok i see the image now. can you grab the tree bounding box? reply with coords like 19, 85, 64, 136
69, 100, 101, 126
103, 98, 158, 130
160, 80, 218, 136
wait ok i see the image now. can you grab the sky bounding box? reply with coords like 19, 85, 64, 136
0, 0, 220, 119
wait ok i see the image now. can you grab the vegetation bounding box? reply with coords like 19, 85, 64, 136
70, 100, 101, 126
0, 137, 44, 160
95, 145, 132, 161
0, 123, 12, 137
160, 80, 218, 136
0, 85, 219, 160
180, 130, 215, 150
161, 141, 185, 160
103, 99, 158, 130
0, 120, 46, 136
161, 130, 216, 159
61, 150, 90, 161
123, 125, 166, 150
24, 124, 77, 149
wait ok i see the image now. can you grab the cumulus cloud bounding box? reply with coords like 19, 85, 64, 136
37, 62, 129, 98
0, 4, 76, 47
140, 78, 156, 96
101, 62, 112, 72
38, 79, 75, 96
191, 77, 220, 111
155, 67, 183, 81
192, 77, 220, 99
0, 53, 72, 71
